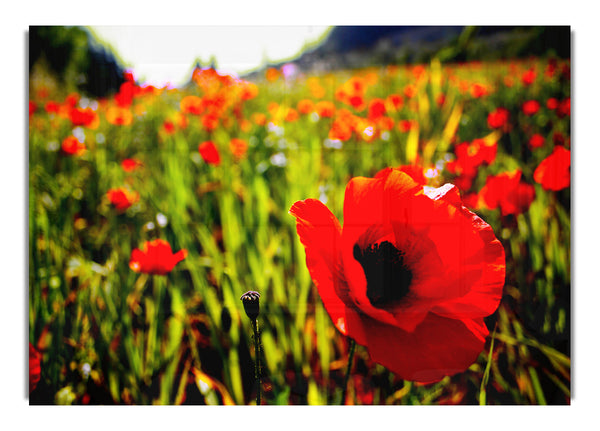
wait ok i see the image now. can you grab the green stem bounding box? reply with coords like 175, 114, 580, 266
341, 338, 356, 405
252, 318, 261, 405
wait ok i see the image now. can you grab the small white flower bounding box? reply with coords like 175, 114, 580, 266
156, 213, 168, 227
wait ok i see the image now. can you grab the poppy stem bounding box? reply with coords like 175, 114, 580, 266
341, 338, 356, 405
252, 318, 261, 405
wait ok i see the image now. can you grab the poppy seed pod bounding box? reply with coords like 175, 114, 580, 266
240, 291, 261, 321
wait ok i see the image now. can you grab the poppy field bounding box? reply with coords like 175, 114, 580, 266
28, 38, 571, 405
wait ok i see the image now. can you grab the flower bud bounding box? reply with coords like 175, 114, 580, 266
240, 291, 260, 321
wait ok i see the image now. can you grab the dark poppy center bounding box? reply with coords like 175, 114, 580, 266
353, 241, 412, 309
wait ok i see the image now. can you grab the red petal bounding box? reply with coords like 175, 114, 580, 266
361, 312, 488, 383
289, 199, 367, 345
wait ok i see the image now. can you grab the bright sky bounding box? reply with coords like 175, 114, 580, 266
89, 26, 331, 87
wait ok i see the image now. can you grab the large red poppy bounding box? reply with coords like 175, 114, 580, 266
129, 239, 187, 275
290, 168, 505, 383
533, 146, 571, 191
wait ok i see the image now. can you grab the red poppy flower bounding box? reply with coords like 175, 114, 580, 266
121, 158, 143, 172
45, 101, 60, 114
114, 81, 136, 107
199, 141, 221, 165
436, 94, 446, 107
446, 139, 497, 181
61, 136, 86, 156
230, 138, 248, 159
528, 134, 545, 149
180, 95, 204, 115
266, 67, 281, 82
297, 99, 315, 115
546, 98, 559, 110
403, 84, 417, 99
329, 117, 354, 142
202, 113, 220, 131
479, 170, 536, 216
470, 83, 488, 98
29, 101, 37, 117
162, 120, 176, 134
29, 342, 41, 393
386, 94, 404, 111
69, 107, 99, 128
129, 239, 187, 275
521, 68, 536, 86
533, 146, 571, 191
522, 100, 540, 116
367, 98, 387, 120
315, 101, 336, 118
397, 119, 416, 133
487, 108, 509, 129
106, 106, 133, 126
252, 112, 267, 126
289, 168, 505, 383
106, 187, 139, 211
557, 98, 570, 118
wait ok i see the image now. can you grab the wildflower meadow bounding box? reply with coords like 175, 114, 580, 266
27, 26, 571, 407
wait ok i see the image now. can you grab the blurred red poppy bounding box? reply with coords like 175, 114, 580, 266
122, 158, 143, 172
315, 101, 336, 118
106, 187, 139, 211
470, 83, 488, 98
534, 146, 571, 191
69, 107, 99, 128
29, 101, 37, 117
297, 99, 314, 115
386, 94, 404, 111
61, 136, 86, 156
230, 138, 248, 159
199, 141, 221, 165
446, 138, 497, 187
266, 67, 280, 82
397, 119, 416, 133
487, 108, 509, 129
290, 168, 505, 382
403, 84, 417, 99
479, 170, 536, 216
522, 100, 540, 116
521, 68, 536, 86
180, 95, 204, 115
546, 98, 559, 110
106, 106, 133, 126
44, 101, 60, 114
367, 98, 387, 120
129, 239, 187, 275
528, 134, 546, 149
29, 342, 41, 393
557, 98, 570, 118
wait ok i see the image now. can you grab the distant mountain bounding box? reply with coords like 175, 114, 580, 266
243, 25, 570, 79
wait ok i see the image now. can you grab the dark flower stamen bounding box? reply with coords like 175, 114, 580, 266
353, 241, 412, 308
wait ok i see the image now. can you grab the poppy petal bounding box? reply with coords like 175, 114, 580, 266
361, 312, 488, 383
290, 199, 368, 345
